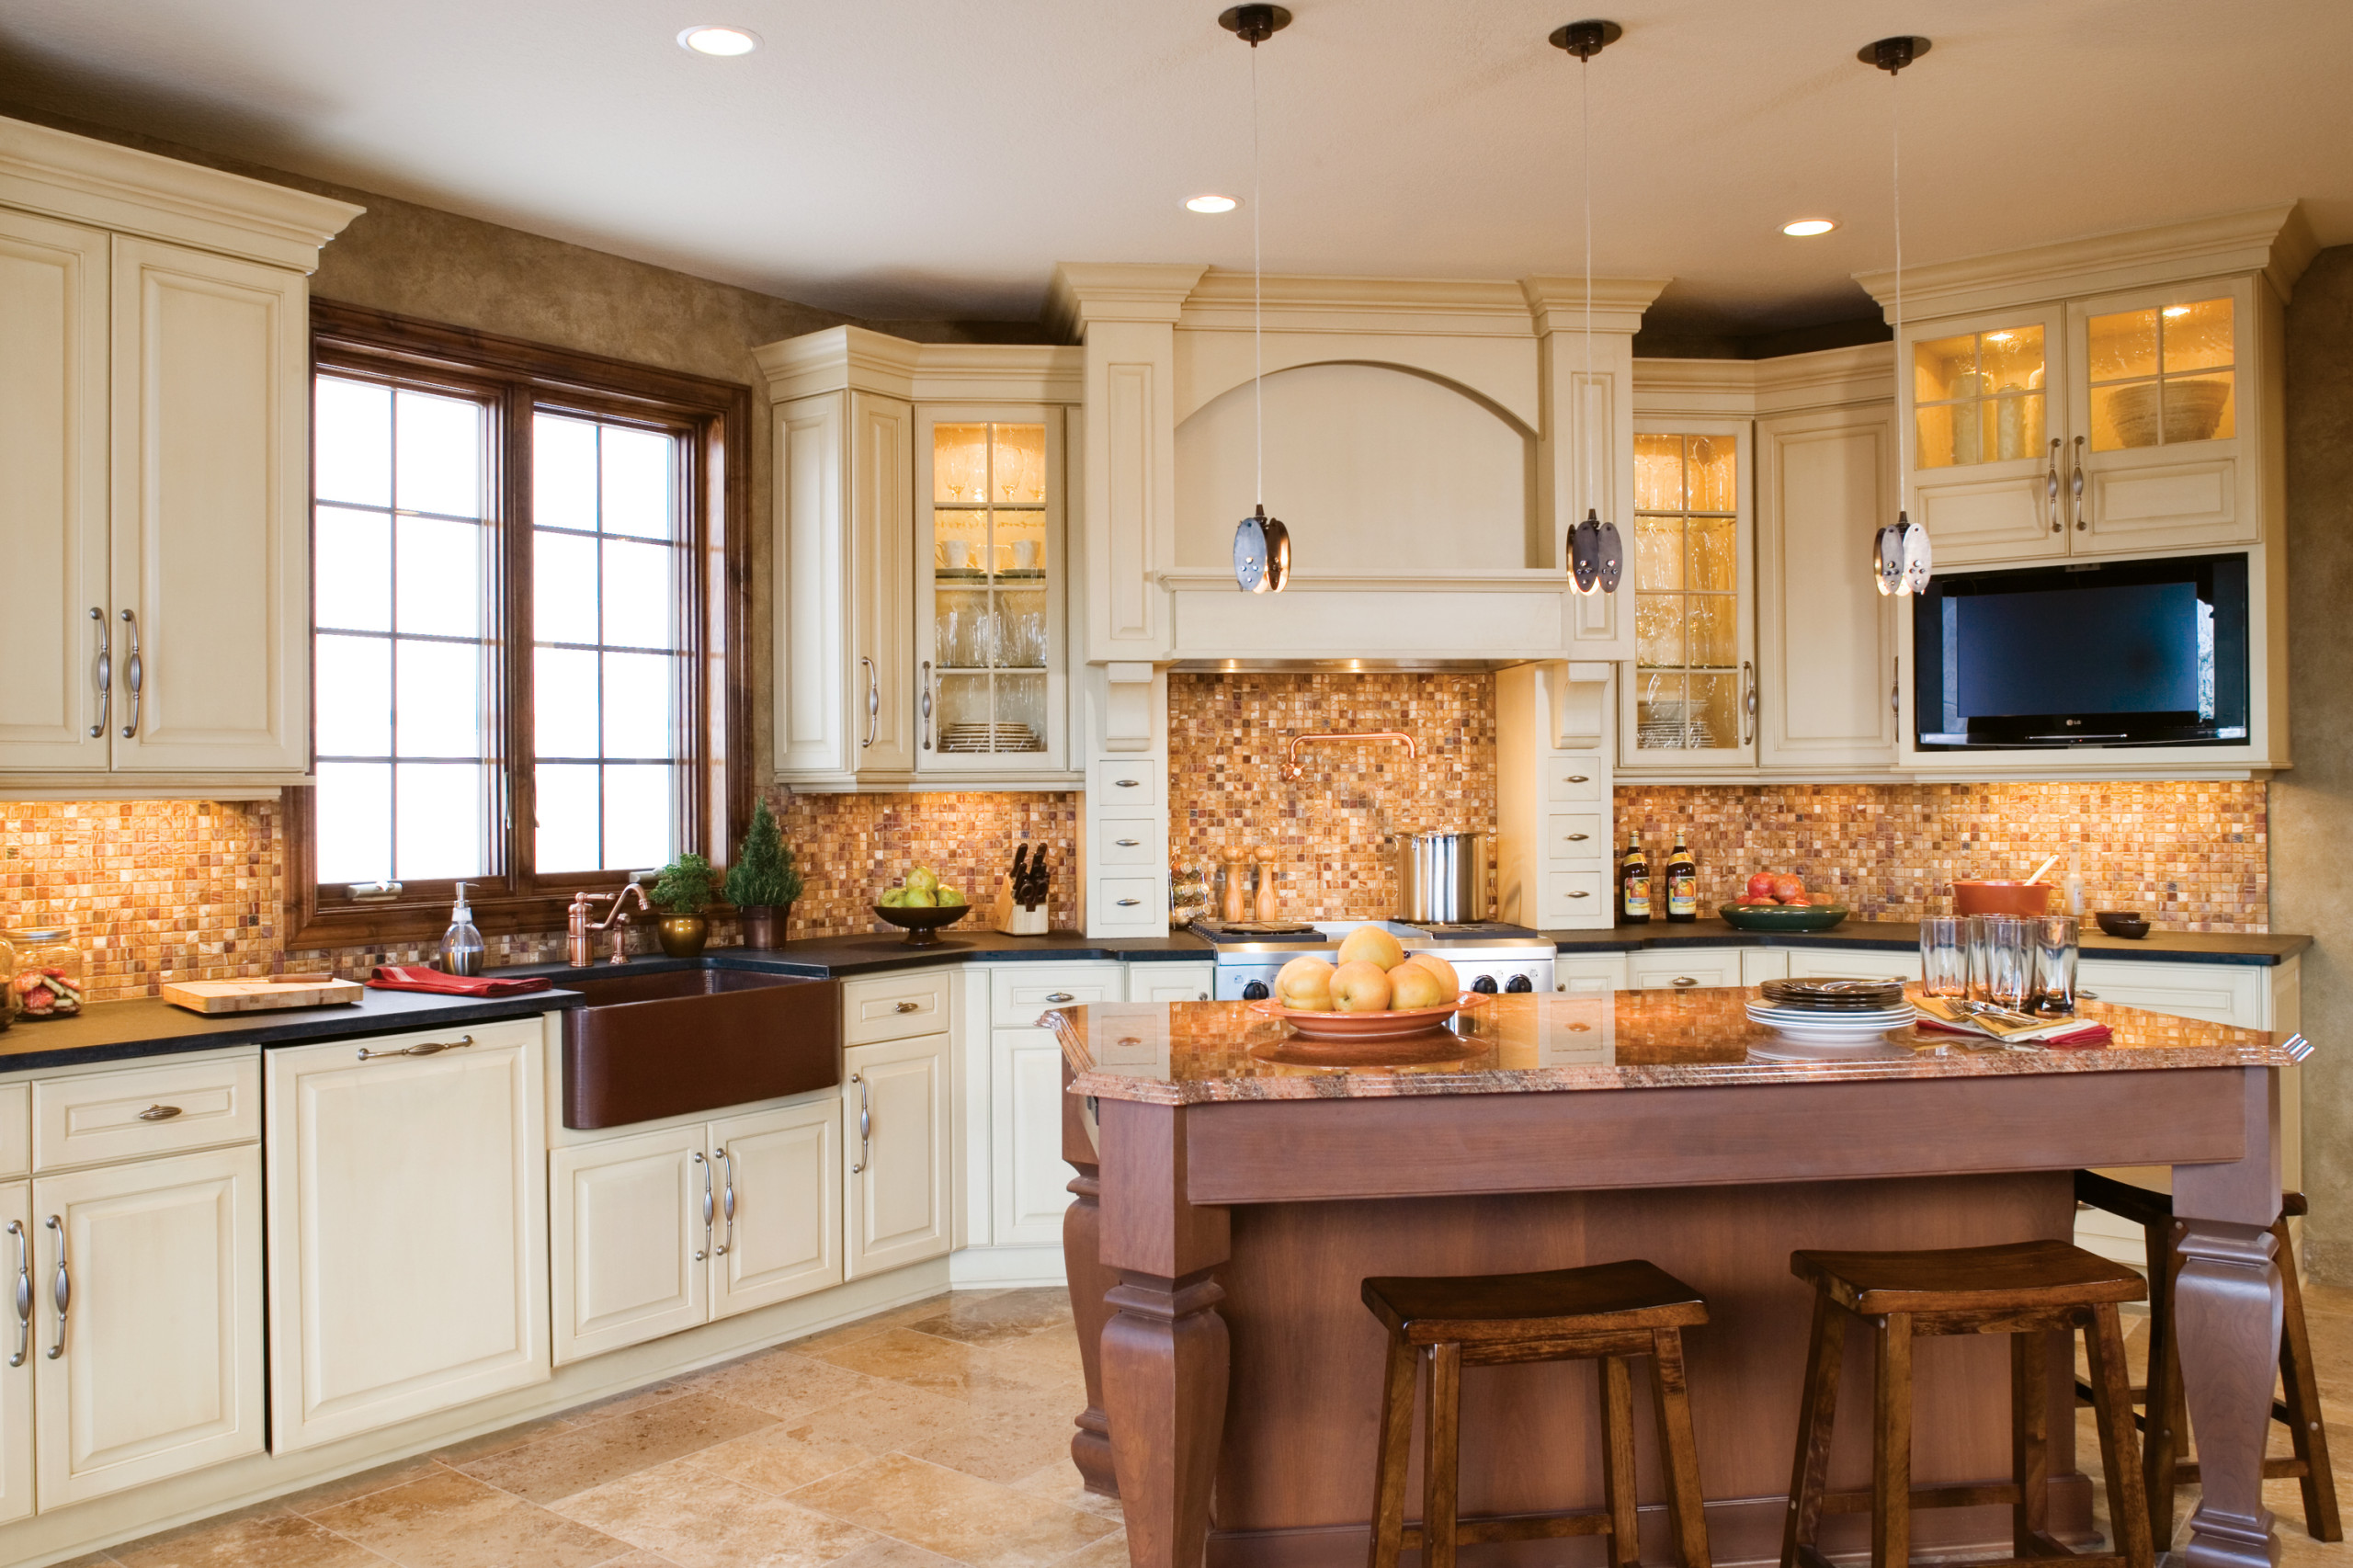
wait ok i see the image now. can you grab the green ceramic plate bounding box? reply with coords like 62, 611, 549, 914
1717, 902, 1850, 933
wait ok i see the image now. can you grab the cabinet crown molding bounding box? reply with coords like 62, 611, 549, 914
1045, 262, 1211, 337
752, 325, 925, 401
0, 113, 361, 272
753, 329, 1083, 404
1518, 275, 1674, 336
1853, 202, 2318, 319
1634, 343, 1894, 415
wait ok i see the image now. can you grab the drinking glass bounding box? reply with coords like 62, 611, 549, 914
2033, 915, 2080, 1015
1918, 915, 1967, 999
1972, 915, 2035, 1011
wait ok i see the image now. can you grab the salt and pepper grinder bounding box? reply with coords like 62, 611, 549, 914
1222, 851, 1248, 924
1254, 853, 1280, 922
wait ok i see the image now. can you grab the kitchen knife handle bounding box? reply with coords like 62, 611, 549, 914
119, 610, 142, 738
89, 608, 108, 738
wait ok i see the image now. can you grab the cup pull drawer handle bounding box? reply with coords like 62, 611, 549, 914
1671, 977, 1699, 987
1564, 833, 1588, 842
1115, 838, 1141, 847
135, 1104, 182, 1122
1113, 778, 1141, 788
894, 1001, 920, 1014
1045, 992, 1075, 1003
1565, 775, 1589, 783
1116, 898, 1141, 907
2078, 990, 2099, 1001
357, 1034, 473, 1062
1566, 891, 1589, 898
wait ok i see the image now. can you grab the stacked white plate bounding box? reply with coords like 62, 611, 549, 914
1745, 977, 1915, 1046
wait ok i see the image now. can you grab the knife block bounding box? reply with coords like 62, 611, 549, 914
993, 881, 1049, 936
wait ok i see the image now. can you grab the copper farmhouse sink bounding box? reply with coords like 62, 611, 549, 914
560, 967, 840, 1130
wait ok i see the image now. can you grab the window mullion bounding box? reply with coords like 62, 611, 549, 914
503, 381, 537, 895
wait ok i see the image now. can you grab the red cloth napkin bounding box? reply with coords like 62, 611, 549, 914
1915, 1017, 2112, 1048
367, 965, 552, 997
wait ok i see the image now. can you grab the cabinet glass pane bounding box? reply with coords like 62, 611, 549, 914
1636, 594, 1682, 667
1633, 670, 1690, 747
1634, 435, 1683, 510
1913, 333, 1978, 404
2086, 298, 2234, 451
1635, 517, 1682, 590
1687, 595, 1737, 668
1632, 434, 1741, 752
934, 425, 990, 504
1687, 435, 1737, 512
1688, 517, 1737, 592
1913, 324, 2043, 469
1686, 674, 1740, 749
928, 421, 1052, 755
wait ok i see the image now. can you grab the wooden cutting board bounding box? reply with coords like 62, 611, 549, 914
163, 977, 366, 1014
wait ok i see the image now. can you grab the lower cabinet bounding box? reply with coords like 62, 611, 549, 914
551, 1097, 841, 1366
1625, 948, 1746, 991
991, 1028, 1073, 1247
266, 1019, 550, 1452
845, 1033, 951, 1278
1780, 947, 1921, 983
1125, 961, 1213, 1004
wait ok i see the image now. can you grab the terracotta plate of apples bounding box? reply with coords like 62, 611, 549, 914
1248, 924, 1487, 1041
1720, 871, 1848, 933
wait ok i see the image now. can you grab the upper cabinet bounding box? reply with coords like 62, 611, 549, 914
756, 328, 1082, 790
1622, 425, 1754, 771
0, 116, 360, 798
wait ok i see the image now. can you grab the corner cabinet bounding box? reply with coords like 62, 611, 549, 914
0, 115, 360, 795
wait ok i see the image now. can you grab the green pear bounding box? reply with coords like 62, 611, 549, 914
905, 866, 939, 894
902, 889, 938, 908
937, 886, 965, 907
878, 887, 910, 908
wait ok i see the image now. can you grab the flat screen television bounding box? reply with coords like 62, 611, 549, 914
1912, 553, 2249, 750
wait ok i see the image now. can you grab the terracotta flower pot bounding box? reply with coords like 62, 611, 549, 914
655, 914, 710, 959
738, 905, 790, 950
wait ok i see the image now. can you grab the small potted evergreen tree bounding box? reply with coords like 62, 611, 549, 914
724, 799, 801, 950
650, 852, 718, 958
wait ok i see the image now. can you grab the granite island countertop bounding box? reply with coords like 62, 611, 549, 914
1044, 991, 2308, 1106
1544, 918, 2310, 964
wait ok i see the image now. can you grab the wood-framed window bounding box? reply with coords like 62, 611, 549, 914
286, 302, 751, 949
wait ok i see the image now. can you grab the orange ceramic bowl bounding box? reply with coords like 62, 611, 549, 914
1950, 881, 2057, 917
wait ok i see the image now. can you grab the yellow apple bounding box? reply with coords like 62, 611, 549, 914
1274, 955, 1337, 1011
1336, 924, 1407, 971
1388, 962, 1448, 1009
1329, 960, 1393, 1012
1401, 952, 1461, 996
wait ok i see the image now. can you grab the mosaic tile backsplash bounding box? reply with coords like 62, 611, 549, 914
1168, 671, 1499, 921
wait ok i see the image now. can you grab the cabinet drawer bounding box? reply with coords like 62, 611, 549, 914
1093, 758, 1161, 808
1553, 955, 1627, 996
1626, 949, 1744, 991
1545, 812, 1608, 862
994, 963, 1124, 1027
34, 1053, 260, 1171
1544, 758, 1605, 802
1128, 961, 1214, 1004
1781, 948, 1921, 984
1094, 876, 1162, 926
1545, 869, 1607, 914
1097, 817, 1158, 868
2076, 960, 2267, 1028
0, 1082, 26, 1180
842, 971, 952, 1046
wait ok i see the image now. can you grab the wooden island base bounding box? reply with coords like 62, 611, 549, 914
1069, 1165, 2092, 1568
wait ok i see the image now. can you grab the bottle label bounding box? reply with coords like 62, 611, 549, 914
1623, 875, 1650, 917
1667, 870, 1697, 916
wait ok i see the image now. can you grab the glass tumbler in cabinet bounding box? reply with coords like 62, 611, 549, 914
920, 414, 1064, 772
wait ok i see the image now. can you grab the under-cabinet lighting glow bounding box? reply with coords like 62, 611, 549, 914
678, 25, 760, 55
1780, 218, 1836, 236
1186, 194, 1240, 213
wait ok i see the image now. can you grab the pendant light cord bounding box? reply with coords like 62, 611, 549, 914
1582, 51, 1593, 517
1892, 60, 1905, 517
1252, 40, 1264, 508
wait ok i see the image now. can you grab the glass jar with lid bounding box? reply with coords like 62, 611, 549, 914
8, 927, 85, 1019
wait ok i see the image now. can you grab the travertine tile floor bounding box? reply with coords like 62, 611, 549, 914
68, 1279, 2353, 1568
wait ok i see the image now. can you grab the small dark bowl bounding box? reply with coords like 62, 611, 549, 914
872, 903, 972, 947
2095, 911, 2150, 939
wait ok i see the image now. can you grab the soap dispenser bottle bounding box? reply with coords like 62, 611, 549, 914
438, 881, 485, 976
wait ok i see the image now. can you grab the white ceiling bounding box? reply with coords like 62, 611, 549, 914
5, 0, 2350, 330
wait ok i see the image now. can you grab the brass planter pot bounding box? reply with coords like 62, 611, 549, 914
655, 914, 710, 959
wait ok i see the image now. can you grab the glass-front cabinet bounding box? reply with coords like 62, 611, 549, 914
917, 410, 1068, 775
1900, 303, 2069, 564
1621, 426, 1754, 769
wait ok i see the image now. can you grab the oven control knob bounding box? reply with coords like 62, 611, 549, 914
1471, 975, 1499, 994
1506, 974, 1534, 994
1242, 981, 1270, 1001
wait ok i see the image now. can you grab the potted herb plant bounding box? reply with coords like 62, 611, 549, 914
724, 799, 802, 950
650, 852, 718, 958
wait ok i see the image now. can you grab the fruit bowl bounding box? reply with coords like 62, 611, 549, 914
1248, 993, 1483, 1041
872, 903, 972, 947
1718, 902, 1849, 933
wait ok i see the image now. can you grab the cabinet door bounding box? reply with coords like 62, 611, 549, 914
1127, 962, 1214, 1003
551, 1125, 709, 1366
991, 1028, 1074, 1249
775, 392, 853, 780
711, 1098, 842, 1320
266, 1021, 549, 1451
851, 391, 917, 777
32, 1144, 264, 1508
2075, 960, 2265, 1028
1904, 305, 2070, 564
1756, 406, 1901, 770
109, 237, 310, 775
0, 210, 110, 773
1621, 426, 1754, 770
0, 1181, 30, 1527
844, 1034, 950, 1279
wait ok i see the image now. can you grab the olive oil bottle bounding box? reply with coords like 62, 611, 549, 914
1619, 831, 1651, 924
1665, 832, 1699, 923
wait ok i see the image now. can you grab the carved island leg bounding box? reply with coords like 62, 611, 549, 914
1064, 1066, 1120, 1494
2174, 1067, 2286, 1568
1097, 1097, 1233, 1568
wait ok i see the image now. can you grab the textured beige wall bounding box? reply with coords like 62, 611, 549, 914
2273, 245, 2353, 1278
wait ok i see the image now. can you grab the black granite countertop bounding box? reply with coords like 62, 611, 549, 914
1542, 918, 2309, 965
496, 929, 1216, 984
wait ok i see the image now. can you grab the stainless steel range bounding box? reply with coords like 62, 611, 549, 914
1191, 919, 1558, 1001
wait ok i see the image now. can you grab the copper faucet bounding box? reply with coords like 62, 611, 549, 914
566, 882, 652, 967
1284, 730, 1417, 779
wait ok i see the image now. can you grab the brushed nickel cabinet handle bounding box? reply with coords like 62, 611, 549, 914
136, 1104, 182, 1121
1115, 838, 1141, 847
1565, 774, 1589, 783
89, 608, 108, 738
1113, 778, 1140, 788
894, 1000, 919, 1014
1671, 976, 1699, 988
860, 655, 880, 749
6, 1221, 26, 1369
1892, 655, 1901, 717
693, 1151, 711, 1261
1741, 660, 1756, 746
119, 609, 142, 738
1565, 833, 1589, 842
1567, 890, 1590, 898
44, 1216, 66, 1360
1045, 992, 1075, 1003
2079, 990, 2099, 1001
714, 1146, 734, 1257
2071, 436, 2086, 530
2046, 438, 2063, 531
1116, 898, 1140, 907
851, 1074, 870, 1175
920, 661, 934, 750
357, 1034, 473, 1062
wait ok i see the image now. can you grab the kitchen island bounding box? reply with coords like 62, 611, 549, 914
1045, 993, 2305, 1568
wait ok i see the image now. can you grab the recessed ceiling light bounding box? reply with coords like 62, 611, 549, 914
1781, 218, 1836, 237
678, 25, 760, 55
1185, 194, 1239, 214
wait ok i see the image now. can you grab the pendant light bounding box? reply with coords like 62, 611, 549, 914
1864, 34, 1933, 597
1223, 5, 1292, 594
1551, 20, 1624, 596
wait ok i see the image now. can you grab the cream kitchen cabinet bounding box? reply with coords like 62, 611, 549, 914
0, 116, 358, 795
266, 1018, 550, 1451
1128, 962, 1214, 1004
1624, 949, 1746, 991
551, 1096, 841, 1366
844, 1032, 951, 1278
0, 1180, 24, 1528
1620, 424, 1755, 771
1779, 947, 1921, 984
1497, 663, 1616, 931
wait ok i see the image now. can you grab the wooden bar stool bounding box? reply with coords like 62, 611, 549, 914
2073, 1170, 2341, 1545
1780, 1239, 2152, 1568
1361, 1259, 1712, 1568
